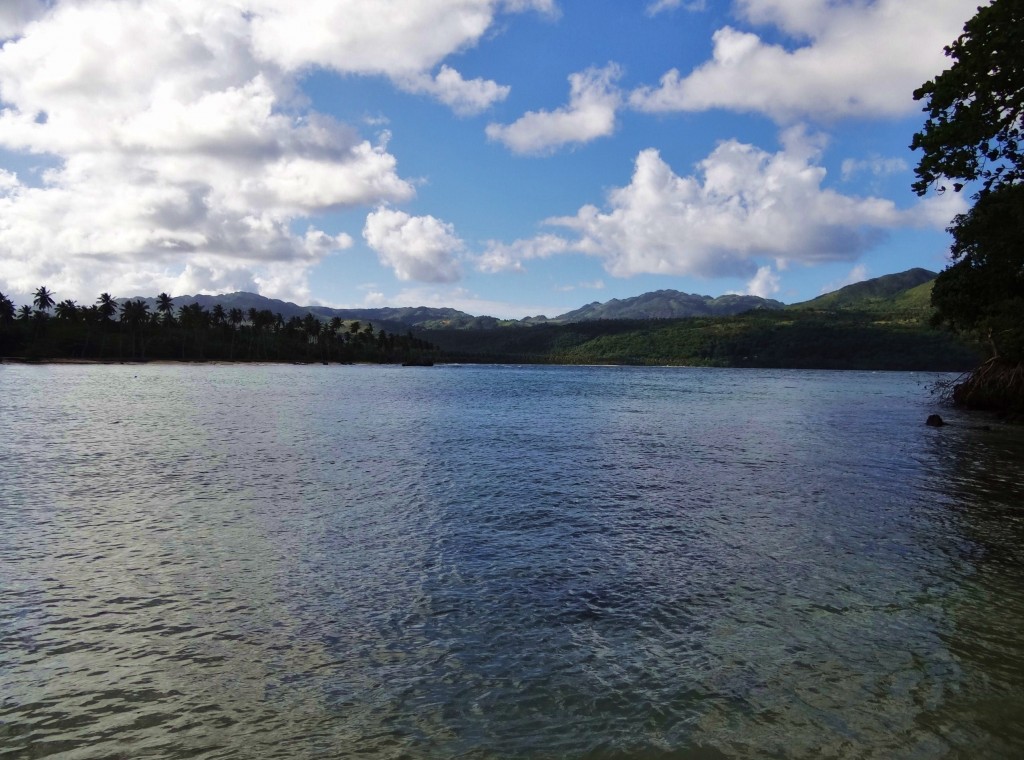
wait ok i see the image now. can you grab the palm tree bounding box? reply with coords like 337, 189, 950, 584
54, 299, 79, 321
33, 286, 55, 313
155, 292, 176, 327
0, 292, 15, 325
210, 303, 226, 328
120, 299, 149, 358
17, 304, 32, 321
96, 292, 117, 321
94, 293, 118, 358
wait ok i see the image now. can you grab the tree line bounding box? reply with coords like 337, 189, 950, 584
0, 287, 437, 364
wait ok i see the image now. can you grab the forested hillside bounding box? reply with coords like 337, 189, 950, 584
0, 269, 980, 370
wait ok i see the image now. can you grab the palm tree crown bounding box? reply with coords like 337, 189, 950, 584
33, 286, 55, 313
96, 293, 117, 321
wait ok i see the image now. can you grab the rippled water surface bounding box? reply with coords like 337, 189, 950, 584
2, 363, 1024, 759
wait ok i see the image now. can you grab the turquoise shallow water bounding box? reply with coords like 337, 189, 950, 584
1, 363, 1023, 758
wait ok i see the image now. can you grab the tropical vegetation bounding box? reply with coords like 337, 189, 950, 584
0, 269, 980, 371
912, 0, 1024, 412
0, 289, 437, 364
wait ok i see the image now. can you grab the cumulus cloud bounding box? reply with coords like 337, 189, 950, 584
744, 265, 781, 298
363, 207, 463, 283
397, 65, 510, 116
646, 0, 706, 15
492, 129, 940, 280
477, 234, 572, 273
556, 279, 605, 292
501, 0, 560, 15
630, 0, 977, 122
248, 0, 545, 80
0, 0, 47, 40
0, 0, 550, 303
841, 155, 909, 182
486, 64, 622, 154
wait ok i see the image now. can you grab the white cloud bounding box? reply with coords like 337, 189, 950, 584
363, 207, 463, 283
0, 1, 47, 40
556, 279, 605, 292
819, 264, 869, 294
477, 234, 572, 273
630, 0, 977, 122
486, 64, 622, 154
841, 155, 909, 182
646, 0, 706, 15
248, 0, 552, 85
745, 265, 781, 298
494, 129, 939, 280
0, 0, 558, 303
397, 65, 510, 116
501, 0, 559, 15
909, 190, 969, 229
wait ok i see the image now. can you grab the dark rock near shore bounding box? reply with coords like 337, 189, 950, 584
926, 414, 945, 427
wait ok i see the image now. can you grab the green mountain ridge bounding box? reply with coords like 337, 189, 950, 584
126, 284, 788, 330
550, 290, 784, 322
416, 268, 981, 371
5, 268, 982, 370
789, 268, 938, 312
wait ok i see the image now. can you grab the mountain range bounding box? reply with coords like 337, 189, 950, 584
132, 268, 937, 330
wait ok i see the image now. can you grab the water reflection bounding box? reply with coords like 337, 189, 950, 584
915, 421, 1024, 755
1, 364, 1022, 758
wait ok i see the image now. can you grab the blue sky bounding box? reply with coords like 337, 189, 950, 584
0, 0, 977, 317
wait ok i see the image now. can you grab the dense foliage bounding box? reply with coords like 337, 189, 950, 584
930, 183, 1024, 359
911, 0, 1024, 197
0, 290, 437, 364
0, 275, 979, 373
912, 0, 1024, 412
421, 306, 978, 372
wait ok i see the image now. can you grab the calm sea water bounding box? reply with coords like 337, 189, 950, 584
1, 363, 1023, 759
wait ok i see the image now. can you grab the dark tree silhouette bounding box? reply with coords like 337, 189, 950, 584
0, 292, 15, 325
911, 0, 1024, 411
33, 286, 55, 313
155, 292, 176, 326
55, 300, 79, 321
96, 293, 118, 322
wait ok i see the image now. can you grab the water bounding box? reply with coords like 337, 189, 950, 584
1, 363, 1023, 759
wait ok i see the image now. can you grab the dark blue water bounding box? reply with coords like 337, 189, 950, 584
1, 364, 1023, 758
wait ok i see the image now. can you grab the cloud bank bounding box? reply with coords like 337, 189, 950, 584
487, 129, 956, 280
630, 0, 977, 122
0, 0, 547, 302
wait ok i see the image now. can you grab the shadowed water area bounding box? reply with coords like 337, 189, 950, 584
1, 363, 1023, 758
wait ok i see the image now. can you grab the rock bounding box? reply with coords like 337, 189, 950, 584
926, 414, 945, 427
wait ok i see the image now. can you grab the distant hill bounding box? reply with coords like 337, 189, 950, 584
124, 287, 784, 330
123, 267, 936, 332
549, 290, 783, 322
789, 268, 937, 312
416, 267, 978, 370
126, 291, 477, 332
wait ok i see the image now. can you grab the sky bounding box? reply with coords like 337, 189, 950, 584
0, 0, 979, 318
